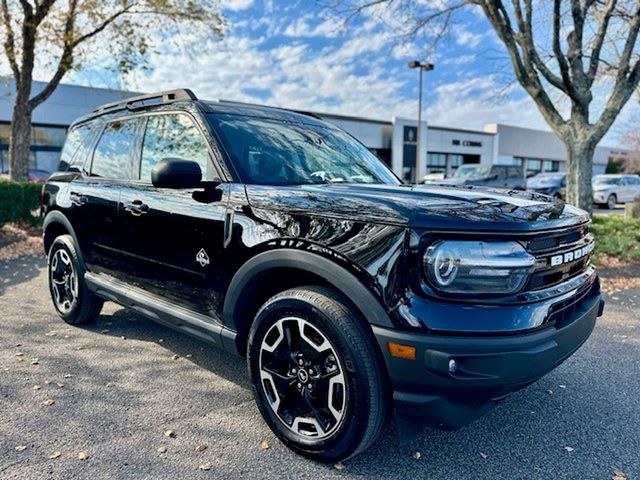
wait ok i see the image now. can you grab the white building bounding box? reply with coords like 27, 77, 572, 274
0, 79, 629, 180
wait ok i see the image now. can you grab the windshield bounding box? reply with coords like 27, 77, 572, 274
593, 176, 621, 186
207, 114, 400, 186
453, 165, 491, 179
528, 173, 564, 187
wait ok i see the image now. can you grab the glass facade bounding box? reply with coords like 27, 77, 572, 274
513, 157, 560, 177
0, 122, 67, 174
427, 152, 473, 175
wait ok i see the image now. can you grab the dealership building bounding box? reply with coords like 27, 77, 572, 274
0, 79, 631, 181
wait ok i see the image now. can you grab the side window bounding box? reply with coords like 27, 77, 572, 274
140, 113, 210, 182
507, 167, 521, 178
91, 119, 139, 180
494, 166, 507, 180
59, 124, 95, 171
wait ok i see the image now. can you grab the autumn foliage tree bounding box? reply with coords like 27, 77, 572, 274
335, 0, 640, 213
1, 0, 226, 181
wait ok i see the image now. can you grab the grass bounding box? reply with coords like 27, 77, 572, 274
590, 215, 640, 263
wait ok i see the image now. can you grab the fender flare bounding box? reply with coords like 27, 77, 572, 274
222, 248, 395, 335
43, 211, 84, 264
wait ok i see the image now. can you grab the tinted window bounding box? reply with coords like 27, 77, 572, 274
208, 114, 399, 186
506, 167, 520, 178
59, 124, 96, 171
140, 114, 210, 182
493, 166, 507, 180
91, 119, 139, 179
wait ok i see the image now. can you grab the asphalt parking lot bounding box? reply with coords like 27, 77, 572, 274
1, 255, 639, 480
593, 205, 625, 216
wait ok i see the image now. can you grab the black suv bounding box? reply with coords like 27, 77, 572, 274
42, 89, 604, 462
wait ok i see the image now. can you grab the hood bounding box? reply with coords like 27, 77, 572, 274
245, 184, 589, 232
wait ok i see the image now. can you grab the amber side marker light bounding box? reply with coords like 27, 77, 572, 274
387, 342, 416, 360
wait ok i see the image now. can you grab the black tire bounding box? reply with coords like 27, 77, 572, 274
247, 286, 388, 462
47, 235, 103, 325
606, 194, 617, 210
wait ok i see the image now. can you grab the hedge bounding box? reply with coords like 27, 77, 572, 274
0, 180, 43, 226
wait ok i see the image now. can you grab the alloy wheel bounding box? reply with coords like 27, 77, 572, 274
50, 248, 78, 314
258, 317, 347, 439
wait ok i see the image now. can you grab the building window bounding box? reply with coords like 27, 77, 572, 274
427, 152, 446, 172
0, 121, 68, 174
514, 157, 560, 177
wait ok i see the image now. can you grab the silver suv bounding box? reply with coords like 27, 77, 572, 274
593, 174, 640, 209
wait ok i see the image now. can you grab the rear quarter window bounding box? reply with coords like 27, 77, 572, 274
58, 124, 97, 172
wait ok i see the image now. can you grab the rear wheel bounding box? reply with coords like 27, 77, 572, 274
48, 235, 103, 325
247, 286, 388, 462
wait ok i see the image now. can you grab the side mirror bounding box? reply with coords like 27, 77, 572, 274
152, 158, 202, 189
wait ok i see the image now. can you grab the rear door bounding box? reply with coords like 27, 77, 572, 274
117, 111, 228, 318
66, 117, 142, 276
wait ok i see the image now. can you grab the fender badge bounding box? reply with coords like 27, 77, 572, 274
196, 248, 210, 267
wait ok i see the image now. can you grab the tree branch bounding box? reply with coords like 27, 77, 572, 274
478, 0, 567, 134
586, 0, 617, 86
512, 0, 568, 94
594, 5, 640, 140
552, 0, 577, 99
28, 0, 76, 109
70, 3, 137, 48
1, 0, 20, 81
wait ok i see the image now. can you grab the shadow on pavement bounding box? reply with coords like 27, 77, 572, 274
0, 254, 46, 296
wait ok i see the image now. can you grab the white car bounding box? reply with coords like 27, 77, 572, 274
592, 174, 640, 209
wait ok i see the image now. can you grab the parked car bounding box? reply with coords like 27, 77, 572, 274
41, 89, 604, 462
425, 164, 526, 189
592, 174, 640, 209
527, 172, 566, 199
0, 168, 51, 183
421, 171, 445, 183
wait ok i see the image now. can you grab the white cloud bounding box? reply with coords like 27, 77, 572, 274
283, 16, 340, 38
222, 0, 254, 11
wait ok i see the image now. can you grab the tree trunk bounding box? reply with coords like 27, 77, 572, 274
9, 93, 33, 182
565, 141, 595, 214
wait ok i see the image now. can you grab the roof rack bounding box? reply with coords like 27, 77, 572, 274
93, 89, 197, 114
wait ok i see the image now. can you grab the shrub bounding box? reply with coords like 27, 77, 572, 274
591, 215, 640, 262
0, 180, 43, 226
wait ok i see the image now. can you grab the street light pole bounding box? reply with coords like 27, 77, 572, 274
408, 60, 434, 184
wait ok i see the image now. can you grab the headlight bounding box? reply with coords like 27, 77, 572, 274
423, 240, 535, 295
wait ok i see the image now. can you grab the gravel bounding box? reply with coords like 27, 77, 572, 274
1, 255, 639, 479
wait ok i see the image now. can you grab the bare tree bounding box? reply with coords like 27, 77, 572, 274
333, 0, 640, 213
0, 0, 226, 182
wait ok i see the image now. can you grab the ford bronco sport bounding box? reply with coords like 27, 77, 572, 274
42, 89, 604, 462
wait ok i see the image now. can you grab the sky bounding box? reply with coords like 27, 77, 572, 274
5, 0, 640, 145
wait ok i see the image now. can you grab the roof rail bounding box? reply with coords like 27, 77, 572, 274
93, 89, 197, 114
217, 99, 323, 120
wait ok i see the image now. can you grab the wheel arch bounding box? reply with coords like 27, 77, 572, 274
222, 249, 394, 356
43, 211, 81, 259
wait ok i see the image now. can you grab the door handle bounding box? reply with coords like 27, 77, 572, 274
124, 200, 149, 216
69, 191, 87, 207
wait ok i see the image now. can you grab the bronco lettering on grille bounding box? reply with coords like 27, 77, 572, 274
549, 242, 595, 267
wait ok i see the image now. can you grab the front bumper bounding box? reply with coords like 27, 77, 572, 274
593, 191, 609, 204
373, 282, 604, 430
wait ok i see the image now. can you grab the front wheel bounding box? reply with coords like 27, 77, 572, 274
247, 286, 388, 462
48, 235, 103, 325
607, 194, 617, 210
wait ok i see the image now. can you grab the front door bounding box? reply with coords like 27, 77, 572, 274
117, 112, 228, 320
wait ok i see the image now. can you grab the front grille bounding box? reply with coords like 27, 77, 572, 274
544, 276, 597, 327
525, 224, 593, 291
